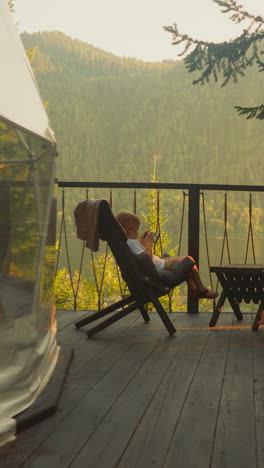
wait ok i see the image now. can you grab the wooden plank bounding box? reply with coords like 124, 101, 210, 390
122, 315, 231, 468
56, 307, 139, 353
64, 314, 155, 391
4, 314, 164, 468
56, 309, 92, 330
54, 315, 137, 398
69, 314, 203, 468
210, 314, 257, 468
158, 316, 232, 468
252, 323, 264, 467
22, 343, 164, 466
16, 347, 74, 433
2, 311, 256, 468
0, 312, 142, 467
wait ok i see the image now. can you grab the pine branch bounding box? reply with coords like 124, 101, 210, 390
235, 104, 264, 119
186, 32, 264, 86
164, 3, 264, 120
213, 0, 264, 30
257, 57, 264, 72
164, 21, 264, 86
164, 24, 208, 56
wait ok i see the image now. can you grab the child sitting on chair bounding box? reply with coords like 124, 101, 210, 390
116, 211, 218, 299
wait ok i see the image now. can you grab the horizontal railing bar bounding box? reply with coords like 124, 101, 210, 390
55, 180, 264, 192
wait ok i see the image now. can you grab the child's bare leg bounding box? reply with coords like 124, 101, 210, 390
180, 256, 218, 299
163, 255, 218, 299
169, 256, 206, 292
186, 277, 198, 296
191, 264, 206, 292
164, 256, 197, 295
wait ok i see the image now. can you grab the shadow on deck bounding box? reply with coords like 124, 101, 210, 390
1, 309, 264, 468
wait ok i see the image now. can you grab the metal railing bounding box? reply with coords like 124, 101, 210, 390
55, 180, 264, 313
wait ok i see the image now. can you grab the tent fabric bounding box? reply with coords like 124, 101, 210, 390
0, 0, 55, 143
0, 0, 59, 447
0, 318, 60, 447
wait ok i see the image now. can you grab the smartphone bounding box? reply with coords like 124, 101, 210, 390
143, 231, 158, 241
151, 232, 159, 242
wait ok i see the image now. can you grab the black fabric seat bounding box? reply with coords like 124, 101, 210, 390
74, 199, 194, 337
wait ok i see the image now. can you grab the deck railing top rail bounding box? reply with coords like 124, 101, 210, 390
56, 180, 264, 192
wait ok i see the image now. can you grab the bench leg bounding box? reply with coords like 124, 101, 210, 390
209, 291, 226, 327
212, 272, 243, 324
226, 294, 243, 321
252, 300, 264, 332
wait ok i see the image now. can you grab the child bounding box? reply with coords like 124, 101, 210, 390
116, 211, 218, 299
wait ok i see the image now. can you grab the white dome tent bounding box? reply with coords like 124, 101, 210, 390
0, 0, 59, 446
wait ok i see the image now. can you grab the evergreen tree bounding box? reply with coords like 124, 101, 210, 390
164, 0, 264, 119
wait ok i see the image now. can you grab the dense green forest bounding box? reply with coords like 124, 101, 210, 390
22, 31, 263, 186
20, 31, 264, 249
20, 31, 264, 308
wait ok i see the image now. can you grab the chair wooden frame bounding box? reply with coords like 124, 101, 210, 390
74, 200, 178, 337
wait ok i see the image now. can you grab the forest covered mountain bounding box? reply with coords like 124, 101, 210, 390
22, 31, 264, 186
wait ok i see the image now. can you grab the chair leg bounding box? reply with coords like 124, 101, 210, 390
150, 296, 176, 335
87, 302, 138, 338
75, 296, 133, 329
138, 305, 150, 323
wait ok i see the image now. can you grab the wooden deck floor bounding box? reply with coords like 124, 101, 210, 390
1, 309, 264, 468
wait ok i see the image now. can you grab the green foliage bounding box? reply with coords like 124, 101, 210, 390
55, 268, 98, 309
141, 155, 177, 258
26, 46, 39, 64
235, 103, 264, 120
54, 253, 128, 310
17, 30, 264, 312
19, 31, 264, 240
21, 31, 264, 186
90, 253, 127, 307
164, 0, 264, 119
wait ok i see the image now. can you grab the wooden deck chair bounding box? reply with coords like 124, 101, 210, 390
74, 199, 194, 338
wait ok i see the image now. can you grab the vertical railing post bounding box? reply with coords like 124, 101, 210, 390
47, 196, 57, 246
187, 187, 200, 313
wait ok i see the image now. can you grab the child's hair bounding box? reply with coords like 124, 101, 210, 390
116, 211, 140, 232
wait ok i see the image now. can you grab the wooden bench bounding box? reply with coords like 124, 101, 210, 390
209, 264, 264, 331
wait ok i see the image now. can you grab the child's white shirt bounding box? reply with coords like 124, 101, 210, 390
126, 239, 165, 271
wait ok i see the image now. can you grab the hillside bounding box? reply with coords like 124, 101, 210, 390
22, 31, 263, 186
